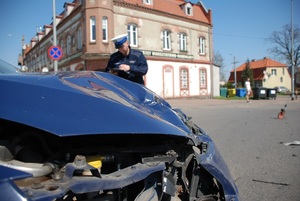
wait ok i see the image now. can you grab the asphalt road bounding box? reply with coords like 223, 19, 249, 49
167, 96, 300, 201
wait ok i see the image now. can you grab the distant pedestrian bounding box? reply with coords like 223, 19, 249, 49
105, 34, 148, 85
245, 78, 252, 103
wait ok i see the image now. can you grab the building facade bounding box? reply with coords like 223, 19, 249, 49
22, 0, 218, 98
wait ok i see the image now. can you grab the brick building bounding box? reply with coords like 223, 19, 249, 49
22, 0, 219, 98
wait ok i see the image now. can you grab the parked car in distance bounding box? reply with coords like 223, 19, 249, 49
275, 86, 289, 93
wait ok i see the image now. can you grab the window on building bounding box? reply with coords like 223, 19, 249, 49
200, 69, 207, 88
143, 0, 152, 5
187, 7, 191, 15
271, 69, 277, 76
179, 33, 187, 52
185, 4, 193, 16
163, 30, 171, 50
280, 77, 283, 82
180, 68, 189, 89
199, 37, 205, 54
282, 68, 285, 75
67, 35, 71, 55
127, 24, 137, 47
90, 16, 96, 42
61, 39, 65, 54
77, 27, 82, 49
102, 17, 108, 42
44, 51, 47, 65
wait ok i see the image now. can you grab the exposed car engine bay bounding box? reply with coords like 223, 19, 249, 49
0, 71, 239, 201
0, 119, 224, 201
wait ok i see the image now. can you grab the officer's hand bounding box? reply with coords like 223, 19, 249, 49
119, 64, 130, 72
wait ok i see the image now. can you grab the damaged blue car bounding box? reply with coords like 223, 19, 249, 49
0, 69, 239, 201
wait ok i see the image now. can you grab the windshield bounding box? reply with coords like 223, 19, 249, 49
0, 59, 21, 74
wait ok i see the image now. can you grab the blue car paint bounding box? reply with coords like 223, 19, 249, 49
0, 71, 239, 200
0, 165, 32, 201
0, 71, 190, 136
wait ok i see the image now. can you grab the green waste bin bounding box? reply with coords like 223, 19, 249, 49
220, 88, 228, 97
228, 89, 236, 97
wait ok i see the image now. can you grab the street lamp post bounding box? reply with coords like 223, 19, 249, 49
230, 54, 237, 89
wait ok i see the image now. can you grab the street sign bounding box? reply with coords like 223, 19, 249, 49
48, 46, 63, 60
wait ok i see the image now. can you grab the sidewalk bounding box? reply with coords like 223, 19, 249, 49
166, 95, 299, 109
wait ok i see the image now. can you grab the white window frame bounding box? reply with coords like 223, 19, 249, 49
61, 39, 65, 54
185, 4, 193, 16
179, 33, 187, 51
77, 27, 82, 49
200, 69, 207, 89
180, 68, 189, 89
144, 0, 152, 5
67, 35, 71, 55
102, 16, 108, 42
271, 69, 277, 76
90, 16, 96, 42
199, 37, 205, 55
163, 30, 171, 50
127, 24, 138, 47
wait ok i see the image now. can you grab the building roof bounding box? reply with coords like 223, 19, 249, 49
228, 57, 287, 82
120, 0, 212, 25
232, 57, 286, 72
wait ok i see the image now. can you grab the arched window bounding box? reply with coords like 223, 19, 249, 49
127, 24, 138, 47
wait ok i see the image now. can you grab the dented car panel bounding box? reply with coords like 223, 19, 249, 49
0, 71, 239, 201
1, 71, 190, 136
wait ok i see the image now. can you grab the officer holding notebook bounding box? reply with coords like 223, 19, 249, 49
105, 34, 148, 85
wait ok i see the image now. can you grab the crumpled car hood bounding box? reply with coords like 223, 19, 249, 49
0, 71, 190, 137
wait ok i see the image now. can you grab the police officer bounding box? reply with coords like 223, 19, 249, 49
106, 34, 148, 85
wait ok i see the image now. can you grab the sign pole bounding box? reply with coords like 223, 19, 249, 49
291, 0, 295, 100
53, 0, 58, 71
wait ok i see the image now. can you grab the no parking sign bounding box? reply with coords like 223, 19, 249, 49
48, 46, 63, 60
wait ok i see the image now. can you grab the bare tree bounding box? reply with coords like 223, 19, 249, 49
266, 24, 300, 70
213, 51, 226, 82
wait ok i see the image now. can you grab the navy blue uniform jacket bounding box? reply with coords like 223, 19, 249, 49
106, 48, 148, 85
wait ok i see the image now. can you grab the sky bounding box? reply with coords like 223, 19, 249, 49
0, 0, 299, 78
196, 0, 300, 77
